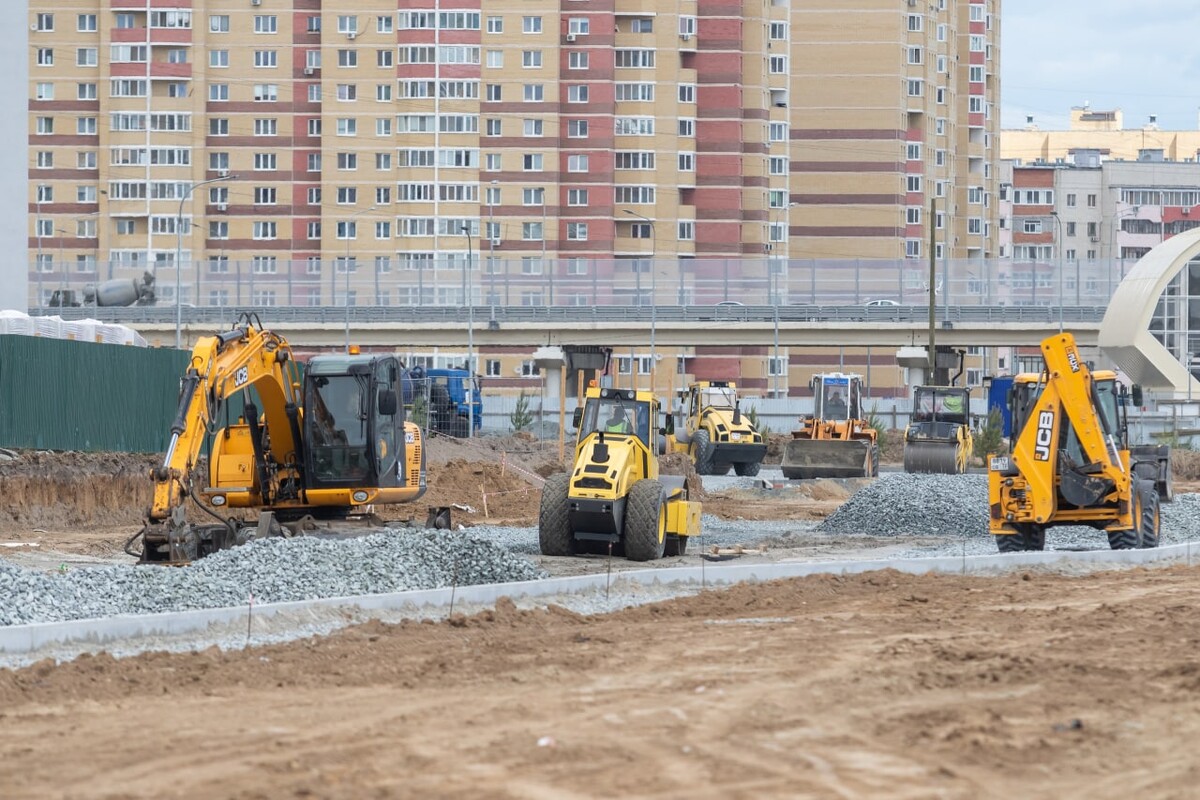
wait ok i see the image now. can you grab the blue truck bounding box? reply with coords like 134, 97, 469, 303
405, 366, 482, 437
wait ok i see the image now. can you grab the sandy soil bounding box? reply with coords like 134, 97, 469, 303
4, 566, 1200, 798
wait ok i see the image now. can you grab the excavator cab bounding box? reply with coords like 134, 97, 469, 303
304, 355, 406, 490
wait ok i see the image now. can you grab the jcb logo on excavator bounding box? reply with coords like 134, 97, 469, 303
1034, 410, 1055, 461
234, 366, 249, 387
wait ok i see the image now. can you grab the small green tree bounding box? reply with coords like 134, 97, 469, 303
743, 405, 770, 437
408, 392, 429, 429
510, 390, 533, 432
973, 407, 1005, 464
866, 405, 889, 453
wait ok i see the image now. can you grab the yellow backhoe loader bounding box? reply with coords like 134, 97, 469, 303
988, 332, 1170, 552
669, 381, 767, 476
539, 386, 702, 561
903, 386, 974, 474
781, 373, 879, 479
132, 313, 429, 564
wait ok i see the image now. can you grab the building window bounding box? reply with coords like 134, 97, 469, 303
567, 223, 588, 241
523, 16, 542, 33
254, 15, 278, 34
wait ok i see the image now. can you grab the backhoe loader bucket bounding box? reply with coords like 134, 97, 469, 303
781, 438, 876, 479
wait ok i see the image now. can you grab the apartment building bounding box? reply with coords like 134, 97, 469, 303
27, 0, 1000, 307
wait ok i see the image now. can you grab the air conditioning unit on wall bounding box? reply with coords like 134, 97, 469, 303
566, 34, 576, 42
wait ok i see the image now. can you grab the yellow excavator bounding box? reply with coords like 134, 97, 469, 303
539, 386, 702, 560
988, 332, 1170, 552
781, 373, 879, 479
903, 385, 974, 474
132, 313, 428, 564
670, 381, 767, 476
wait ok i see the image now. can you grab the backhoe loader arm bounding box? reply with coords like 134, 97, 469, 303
148, 320, 301, 523
1007, 333, 1128, 523
1039, 333, 1125, 474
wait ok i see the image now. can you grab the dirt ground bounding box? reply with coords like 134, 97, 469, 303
5, 566, 1200, 798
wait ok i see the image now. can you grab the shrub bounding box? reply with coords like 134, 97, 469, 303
510, 390, 533, 432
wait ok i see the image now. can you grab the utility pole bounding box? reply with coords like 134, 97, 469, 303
928, 197, 937, 380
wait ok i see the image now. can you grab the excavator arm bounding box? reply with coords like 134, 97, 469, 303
139, 316, 302, 562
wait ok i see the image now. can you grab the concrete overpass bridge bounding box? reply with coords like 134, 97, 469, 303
52, 304, 1108, 350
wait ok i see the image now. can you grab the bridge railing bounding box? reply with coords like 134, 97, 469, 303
27, 256, 1136, 311
31, 303, 1112, 326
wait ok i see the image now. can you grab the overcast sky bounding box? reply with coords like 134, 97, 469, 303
1001, 0, 1200, 131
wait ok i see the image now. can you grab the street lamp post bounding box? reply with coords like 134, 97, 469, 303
175, 173, 235, 349
344, 206, 378, 353
461, 224, 475, 437
54, 228, 68, 297
624, 210, 656, 389
1050, 212, 1064, 332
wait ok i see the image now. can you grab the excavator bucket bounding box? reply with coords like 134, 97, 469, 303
781, 438, 876, 479
903, 440, 968, 474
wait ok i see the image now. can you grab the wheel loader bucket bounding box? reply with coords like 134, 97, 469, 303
781, 438, 873, 479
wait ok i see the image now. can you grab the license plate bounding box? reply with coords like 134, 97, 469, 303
989, 456, 1009, 472
731, 432, 741, 441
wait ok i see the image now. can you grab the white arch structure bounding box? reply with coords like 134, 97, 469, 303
1099, 227, 1200, 395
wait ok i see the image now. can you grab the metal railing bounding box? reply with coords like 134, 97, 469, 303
26, 255, 1137, 311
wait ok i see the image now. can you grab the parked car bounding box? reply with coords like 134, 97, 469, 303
863, 299, 900, 307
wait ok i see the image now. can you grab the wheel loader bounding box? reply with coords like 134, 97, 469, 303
781, 373, 879, 479
669, 381, 767, 476
539, 386, 702, 561
133, 313, 434, 565
903, 386, 974, 474
988, 332, 1171, 552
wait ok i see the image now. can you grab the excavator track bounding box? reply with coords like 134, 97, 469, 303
903, 441, 967, 474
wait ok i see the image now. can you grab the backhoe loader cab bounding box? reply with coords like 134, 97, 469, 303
781, 373, 879, 479
903, 386, 974, 474
669, 381, 767, 476
540, 387, 701, 561
988, 332, 1169, 553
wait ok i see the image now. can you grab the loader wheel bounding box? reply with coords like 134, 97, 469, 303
868, 446, 880, 478
538, 473, 575, 556
692, 430, 713, 475
1106, 528, 1140, 550
625, 479, 666, 561
1136, 478, 1161, 548
663, 534, 689, 556
995, 525, 1045, 553
713, 462, 733, 476
733, 461, 761, 477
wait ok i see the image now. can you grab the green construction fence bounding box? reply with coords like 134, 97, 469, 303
0, 335, 190, 453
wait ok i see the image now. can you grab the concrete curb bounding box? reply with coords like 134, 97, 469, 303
2, 542, 1196, 656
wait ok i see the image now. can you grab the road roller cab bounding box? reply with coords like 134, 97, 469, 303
538, 386, 702, 561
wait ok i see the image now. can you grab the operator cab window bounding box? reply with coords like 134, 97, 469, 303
309, 375, 369, 481
583, 397, 650, 445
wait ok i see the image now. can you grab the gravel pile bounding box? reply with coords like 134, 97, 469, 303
818, 474, 988, 537
0, 530, 546, 628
